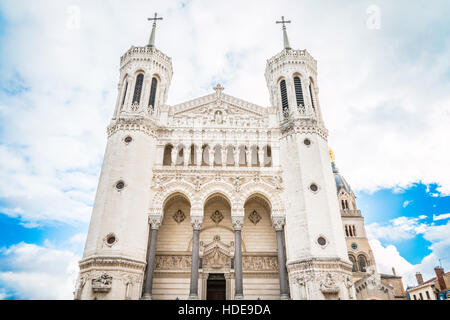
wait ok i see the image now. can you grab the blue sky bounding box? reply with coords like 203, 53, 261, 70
0, 0, 449, 299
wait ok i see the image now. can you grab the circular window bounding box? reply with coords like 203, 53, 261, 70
351, 243, 358, 250
317, 237, 327, 246
310, 183, 319, 192
304, 138, 311, 146
124, 136, 133, 143
107, 235, 116, 245
115, 181, 125, 190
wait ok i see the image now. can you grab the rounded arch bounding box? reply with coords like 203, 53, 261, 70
200, 181, 236, 209
238, 182, 284, 214
151, 181, 197, 212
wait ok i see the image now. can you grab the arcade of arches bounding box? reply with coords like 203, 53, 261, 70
141, 192, 289, 300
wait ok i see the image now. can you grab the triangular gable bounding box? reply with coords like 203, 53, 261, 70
170, 92, 267, 118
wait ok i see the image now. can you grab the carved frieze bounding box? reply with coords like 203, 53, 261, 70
155, 255, 192, 270
91, 274, 113, 293
242, 256, 278, 272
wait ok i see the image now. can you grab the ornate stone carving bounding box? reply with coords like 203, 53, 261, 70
320, 273, 340, 294
191, 217, 203, 230
210, 210, 224, 224
173, 210, 186, 224
231, 216, 244, 230
91, 274, 113, 293
233, 176, 242, 192
248, 210, 261, 225
271, 216, 285, 231
242, 256, 278, 271
155, 255, 191, 270
149, 215, 162, 230
203, 247, 230, 269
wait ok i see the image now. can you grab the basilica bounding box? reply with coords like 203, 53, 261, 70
75, 15, 405, 300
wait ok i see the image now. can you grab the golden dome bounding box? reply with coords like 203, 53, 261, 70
329, 148, 335, 162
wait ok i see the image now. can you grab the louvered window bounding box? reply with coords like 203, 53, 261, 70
149, 77, 158, 108
309, 83, 315, 110
132, 74, 144, 104
121, 81, 128, 107
280, 80, 289, 113
293, 76, 304, 106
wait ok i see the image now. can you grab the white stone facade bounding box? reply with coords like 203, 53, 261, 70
77, 35, 357, 300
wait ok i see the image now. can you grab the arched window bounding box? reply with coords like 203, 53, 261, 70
163, 144, 173, 166
293, 76, 304, 106
133, 74, 144, 104
349, 255, 357, 272
358, 255, 367, 272
345, 225, 349, 237
309, 81, 315, 110
121, 81, 128, 107
279, 80, 289, 114
353, 225, 357, 237
149, 77, 158, 108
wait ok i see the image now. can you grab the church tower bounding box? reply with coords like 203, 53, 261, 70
264, 17, 355, 299
76, 14, 172, 300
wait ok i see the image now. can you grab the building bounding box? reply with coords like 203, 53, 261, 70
332, 152, 406, 300
75, 15, 403, 300
407, 267, 450, 300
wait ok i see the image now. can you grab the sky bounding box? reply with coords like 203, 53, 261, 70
0, 0, 449, 299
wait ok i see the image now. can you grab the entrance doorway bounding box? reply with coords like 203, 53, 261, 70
206, 273, 226, 300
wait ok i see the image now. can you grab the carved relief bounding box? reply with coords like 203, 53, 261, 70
210, 210, 224, 224
91, 274, 113, 293
320, 273, 340, 294
155, 255, 192, 270
242, 256, 278, 271
173, 210, 186, 224
248, 210, 261, 225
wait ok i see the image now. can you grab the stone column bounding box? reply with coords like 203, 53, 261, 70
183, 146, 189, 166
221, 147, 228, 167
209, 148, 215, 167
232, 216, 244, 299
196, 146, 203, 166
188, 216, 203, 299
258, 146, 265, 167
233, 147, 239, 166
141, 215, 162, 300
272, 216, 290, 300
245, 148, 251, 167
171, 146, 177, 166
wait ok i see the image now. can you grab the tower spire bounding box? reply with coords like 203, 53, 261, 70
147, 13, 163, 47
276, 16, 292, 50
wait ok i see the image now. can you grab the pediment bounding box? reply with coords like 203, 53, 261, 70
167, 88, 269, 128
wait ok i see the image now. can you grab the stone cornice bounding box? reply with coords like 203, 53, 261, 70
280, 118, 328, 141
107, 116, 159, 139
79, 256, 147, 272
265, 49, 318, 78
120, 46, 173, 74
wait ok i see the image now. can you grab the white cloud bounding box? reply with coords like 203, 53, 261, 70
367, 217, 450, 288
433, 213, 450, 221
366, 216, 430, 242
402, 200, 413, 208
0, 0, 448, 227
0, 242, 80, 300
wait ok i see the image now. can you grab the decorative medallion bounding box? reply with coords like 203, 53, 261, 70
173, 210, 186, 224
248, 210, 261, 225
211, 210, 224, 224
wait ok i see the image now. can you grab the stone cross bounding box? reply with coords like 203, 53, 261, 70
148, 12, 163, 27
147, 13, 163, 47
276, 16, 291, 29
